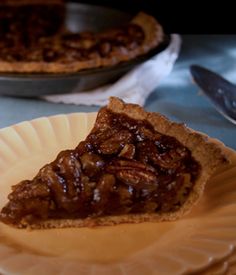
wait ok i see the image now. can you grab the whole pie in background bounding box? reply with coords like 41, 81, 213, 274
0, 0, 164, 73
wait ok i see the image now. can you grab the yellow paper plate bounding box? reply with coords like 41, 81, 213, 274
201, 250, 236, 275
0, 113, 236, 275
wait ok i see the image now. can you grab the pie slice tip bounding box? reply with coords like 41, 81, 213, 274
0, 97, 229, 229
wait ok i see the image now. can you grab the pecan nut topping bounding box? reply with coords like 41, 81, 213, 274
0, 2, 164, 73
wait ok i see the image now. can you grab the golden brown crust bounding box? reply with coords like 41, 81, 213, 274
21, 211, 192, 229
0, 12, 164, 73
131, 12, 164, 54
22, 97, 229, 230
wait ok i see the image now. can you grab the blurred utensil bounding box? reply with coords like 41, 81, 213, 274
190, 65, 236, 125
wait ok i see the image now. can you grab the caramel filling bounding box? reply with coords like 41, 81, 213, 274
0, 110, 200, 226
0, 3, 144, 63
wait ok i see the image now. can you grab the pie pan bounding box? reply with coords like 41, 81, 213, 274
0, 2, 170, 97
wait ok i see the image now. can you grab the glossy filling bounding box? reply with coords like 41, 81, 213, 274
0, 110, 200, 226
0, 4, 144, 63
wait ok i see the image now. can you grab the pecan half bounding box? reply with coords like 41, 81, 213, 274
136, 126, 160, 141
137, 140, 188, 169
98, 130, 133, 155
119, 144, 135, 159
116, 169, 158, 190
107, 159, 156, 173
92, 174, 116, 214
56, 150, 82, 179
9, 180, 49, 201
99, 41, 111, 57
80, 152, 104, 177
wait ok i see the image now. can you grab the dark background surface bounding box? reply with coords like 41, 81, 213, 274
68, 0, 235, 34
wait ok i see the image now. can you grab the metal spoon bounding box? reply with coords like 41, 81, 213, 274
190, 65, 236, 125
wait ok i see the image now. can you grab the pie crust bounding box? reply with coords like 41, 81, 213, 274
0, 11, 164, 73
0, 98, 228, 229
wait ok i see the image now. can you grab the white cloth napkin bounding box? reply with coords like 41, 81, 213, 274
43, 34, 181, 106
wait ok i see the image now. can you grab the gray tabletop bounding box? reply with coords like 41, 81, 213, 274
0, 35, 236, 149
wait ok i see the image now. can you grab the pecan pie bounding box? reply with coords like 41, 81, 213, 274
0, 0, 164, 73
0, 98, 228, 229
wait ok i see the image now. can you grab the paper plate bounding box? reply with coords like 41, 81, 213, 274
0, 113, 236, 275
201, 251, 236, 275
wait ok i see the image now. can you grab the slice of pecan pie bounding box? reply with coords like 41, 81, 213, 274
0, 98, 228, 229
0, 0, 164, 73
